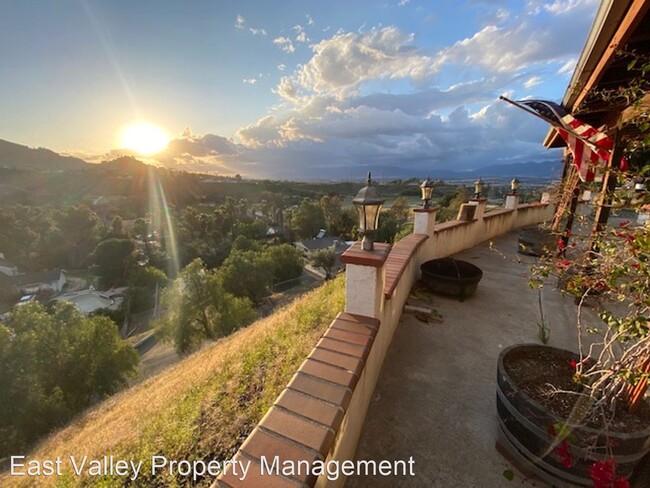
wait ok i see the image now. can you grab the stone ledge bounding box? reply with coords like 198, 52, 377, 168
484, 208, 514, 219
433, 219, 474, 233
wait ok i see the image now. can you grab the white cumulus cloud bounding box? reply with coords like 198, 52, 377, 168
273, 36, 296, 53
523, 76, 542, 89
277, 27, 442, 100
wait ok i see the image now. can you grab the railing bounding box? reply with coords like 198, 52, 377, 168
214, 194, 553, 488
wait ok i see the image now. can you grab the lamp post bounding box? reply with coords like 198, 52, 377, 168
353, 172, 385, 251
511, 178, 520, 195
474, 177, 484, 199
420, 176, 435, 209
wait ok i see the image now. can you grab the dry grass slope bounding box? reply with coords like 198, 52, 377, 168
2, 276, 345, 487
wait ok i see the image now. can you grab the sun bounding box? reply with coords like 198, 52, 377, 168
120, 121, 169, 155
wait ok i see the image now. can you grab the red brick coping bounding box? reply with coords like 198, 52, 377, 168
383, 233, 429, 300
340, 242, 390, 268
216, 312, 380, 488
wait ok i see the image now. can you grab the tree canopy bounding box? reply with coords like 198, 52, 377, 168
158, 259, 255, 354
0, 302, 138, 457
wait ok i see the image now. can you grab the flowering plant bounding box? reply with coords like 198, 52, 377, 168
526, 51, 650, 486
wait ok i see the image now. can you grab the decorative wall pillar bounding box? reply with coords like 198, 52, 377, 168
340, 242, 391, 319
413, 206, 439, 236
468, 197, 487, 221
505, 194, 520, 209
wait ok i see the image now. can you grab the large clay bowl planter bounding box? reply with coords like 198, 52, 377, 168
517, 227, 556, 256
496, 344, 650, 487
419, 258, 483, 301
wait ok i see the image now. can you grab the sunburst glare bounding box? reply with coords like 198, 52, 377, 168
120, 121, 169, 155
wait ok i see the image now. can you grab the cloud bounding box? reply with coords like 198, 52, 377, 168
235, 14, 266, 35
277, 27, 442, 100
543, 0, 598, 15
523, 76, 542, 89
296, 31, 309, 43
249, 27, 267, 36
306, 14, 315, 26
558, 58, 577, 74
273, 36, 296, 53
151, 132, 251, 174
398, 0, 410, 6
439, 13, 591, 73
349, 76, 518, 116
237, 115, 285, 147
108, 6, 596, 179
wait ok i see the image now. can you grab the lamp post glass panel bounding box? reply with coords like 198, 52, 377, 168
511, 178, 520, 195
353, 173, 385, 251
420, 176, 435, 209
474, 177, 484, 199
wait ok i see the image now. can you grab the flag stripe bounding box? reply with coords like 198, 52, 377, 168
516, 99, 615, 182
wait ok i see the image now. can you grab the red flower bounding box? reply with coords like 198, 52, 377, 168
614, 476, 630, 488
569, 359, 578, 370
556, 440, 573, 468
590, 460, 629, 488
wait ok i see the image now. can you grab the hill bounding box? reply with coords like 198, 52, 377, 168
0, 276, 345, 487
305, 159, 563, 182
0, 139, 88, 171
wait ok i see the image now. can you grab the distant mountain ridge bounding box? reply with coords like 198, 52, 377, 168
0, 139, 89, 171
307, 159, 564, 181
0, 138, 563, 181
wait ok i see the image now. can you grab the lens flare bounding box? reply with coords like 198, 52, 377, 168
120, 122, 169, 155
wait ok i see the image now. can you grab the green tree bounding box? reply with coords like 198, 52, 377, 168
112, 216, 124, 237
320, 195, 342, 232
264, 244, 304, 283
311, 248, 337, 280
127, 266, 168, 313
158, 259, 255, 354
91, 238, 136, 287
0, 302, 138, 456
218, 249, 273, 303
291, 199, 326, 239
389, 196, 411, 223
57, 205, 100, 267
375, 211, 399, 243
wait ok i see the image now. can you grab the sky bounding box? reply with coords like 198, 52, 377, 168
0, 0, 601, 179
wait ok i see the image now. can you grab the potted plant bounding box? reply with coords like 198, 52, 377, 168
497, 53, 650, 487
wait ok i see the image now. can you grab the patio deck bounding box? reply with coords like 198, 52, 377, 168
348, 231, 590, 488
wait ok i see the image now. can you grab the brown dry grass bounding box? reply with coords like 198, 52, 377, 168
1, 276, 345, 487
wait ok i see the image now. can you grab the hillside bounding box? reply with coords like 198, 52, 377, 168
0, 276, 345, 487
0, 139, 88, 171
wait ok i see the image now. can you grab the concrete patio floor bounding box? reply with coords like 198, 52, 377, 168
348, 231, 590, 488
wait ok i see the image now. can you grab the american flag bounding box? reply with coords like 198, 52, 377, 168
513, 99, 615, 182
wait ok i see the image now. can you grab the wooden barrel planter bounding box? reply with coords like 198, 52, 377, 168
496, 344, 650, 487
420, 258, 483, 301
517, 227, 556, 256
